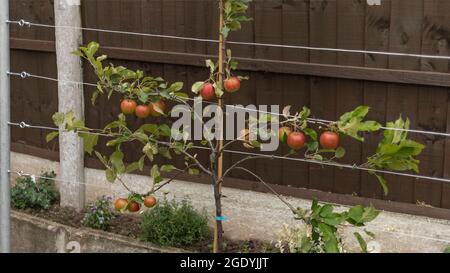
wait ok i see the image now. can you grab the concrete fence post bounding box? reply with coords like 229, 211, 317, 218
54, 0, 85, 210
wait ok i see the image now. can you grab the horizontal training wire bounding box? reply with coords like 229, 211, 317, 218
7, 19, 450, 60
9, 70, 450, 138
8, 169, 145, 193
7, 71, 97, 87
9, 168, 450, 245
8, 121, 450, 185
7, 19, 450, 249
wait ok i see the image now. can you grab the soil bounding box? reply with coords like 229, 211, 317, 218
16, 205, 278, 253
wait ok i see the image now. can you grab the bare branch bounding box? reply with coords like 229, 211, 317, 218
150, 164, 197, 194
155, 140, 212, 176
233, 166, 297, 213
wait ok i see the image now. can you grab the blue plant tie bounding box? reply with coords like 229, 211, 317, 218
215, 215, 229, 221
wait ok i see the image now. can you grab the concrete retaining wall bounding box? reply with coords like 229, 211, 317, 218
11, 152, 450, 253
11, 210, 184, 253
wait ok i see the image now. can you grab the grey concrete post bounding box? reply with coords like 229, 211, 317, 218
54, 0, 85, 210
0, 0, 11, 253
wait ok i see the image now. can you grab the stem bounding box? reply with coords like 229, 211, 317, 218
155, 140, 212, 176
150, 164, 197, 194
234, 167, 297, 214
211, 168, 224, 253
220, 155, 268, 184
214, 0, 226, 254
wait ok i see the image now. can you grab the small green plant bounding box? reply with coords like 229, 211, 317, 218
11, 171, 58, 210
444, 246, 450, 253
83, 196, 115, 231
276, 224, 316, 253
140, 199, 210, 247
278, 200, 379, 253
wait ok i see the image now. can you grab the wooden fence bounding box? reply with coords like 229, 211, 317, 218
8, 0, 450, 217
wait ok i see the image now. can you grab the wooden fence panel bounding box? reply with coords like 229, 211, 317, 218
308, 0, 337, 192
360, 1, 391, 199
281, 0, 310, 188
8, 0, 450, 212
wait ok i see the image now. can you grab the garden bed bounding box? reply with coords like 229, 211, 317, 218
12, 205, 277, 253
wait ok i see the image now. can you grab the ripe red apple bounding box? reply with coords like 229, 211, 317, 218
135, 105, 151, 119
144, 196, 157, 208
287, 131, 306, 150
120, 99, 137, 115
114, 198, 128, 211
127, 201, 140, 213
200, 83, 215, 100
224, 77, 241, 93
319, 131, 340, 150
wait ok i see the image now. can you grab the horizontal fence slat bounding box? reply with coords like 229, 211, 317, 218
10, 38, 450, 88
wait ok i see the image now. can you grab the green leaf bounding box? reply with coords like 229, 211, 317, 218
444, 246, 450, 253
354, 232, 368, 253
303, 128, 317, 141
169, 82, 184, 92
174, 92, 189, 100
110, 150, 125, 173
94, 151, 108, 166
188, 168, 200, 175
143, 142, 158, 161
158, 147, 172, 159
160, 164, 176, 172
46, 132, 59, 143
52, 112, 66, 127
228, 20, 241, 31
159, 124, 172, 137
205, 59, 216, 74
125, 161, 141, 173
132, 132, 149, 143
106, 136, 129, 147
249, 140, 261, 148
214, 82, 224, 97
138, 124, 159, 135
191, 82, 205, 94
79, 133, 99, 155
347, 205, 380, 226
365, 230, 376, 239
306, 141, 319, 152
318, 223, 340, 253
337, 106, 380, 141
86, 41, 100, 57
335, 147, 346, 159
373, 173, 388, 196
71, 50, 84, 58
105, 169, 117, 183
221, 26, 230, 38
150, 164, 162, 184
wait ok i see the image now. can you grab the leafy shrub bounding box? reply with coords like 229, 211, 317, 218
11, 171, 58, 209
278, 200, 379, 253
276, 224, 322, 253
83, 196, 115, 231
140, 199, 210, 247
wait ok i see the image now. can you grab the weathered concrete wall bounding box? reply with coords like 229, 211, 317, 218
11, 210, 184, 253
11, 152, 450, 253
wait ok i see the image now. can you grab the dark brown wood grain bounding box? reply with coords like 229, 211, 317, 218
8, 0, 450, 215
308, 0, 337, 192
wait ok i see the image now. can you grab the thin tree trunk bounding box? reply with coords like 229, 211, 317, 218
213, 0, 226, 253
